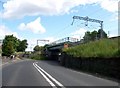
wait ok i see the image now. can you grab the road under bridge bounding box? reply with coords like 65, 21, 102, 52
44, 37, 81, 60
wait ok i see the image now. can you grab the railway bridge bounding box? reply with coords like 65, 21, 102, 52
44, 37, 80, 60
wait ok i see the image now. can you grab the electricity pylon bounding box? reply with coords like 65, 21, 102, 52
71, 16, 104, 38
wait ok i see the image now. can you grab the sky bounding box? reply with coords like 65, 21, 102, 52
0, 0, 119, 51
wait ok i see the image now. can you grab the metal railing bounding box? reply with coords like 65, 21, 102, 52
49, 37, 79, 46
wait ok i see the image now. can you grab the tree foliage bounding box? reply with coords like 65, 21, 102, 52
2, 35, 28, 56
17, 40, 28, 52
97, 29, 107, 39
2, 41, 15, 56
33, 45, 44, 52
91, 30, 98, 41
83, 31, 91, 43
83, 29, 107, 43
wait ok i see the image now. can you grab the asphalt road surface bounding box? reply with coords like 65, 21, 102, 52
2, 59, 119, 87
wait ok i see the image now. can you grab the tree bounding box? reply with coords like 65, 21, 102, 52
97, 29, 107, 39
91, 30, 98, 41
34, 45, 40, 52
2, 35, 18, 56
33, 45, 43, 52
17, 40, 28, 52
2, 38, 15, 56
83, 31, 91, 43
2, 35, 28, 56
83, 30, 108, 43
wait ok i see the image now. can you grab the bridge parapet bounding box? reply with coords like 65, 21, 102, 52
49, 37, 79, 46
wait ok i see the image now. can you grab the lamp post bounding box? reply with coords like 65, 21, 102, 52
0, 39, 3, 57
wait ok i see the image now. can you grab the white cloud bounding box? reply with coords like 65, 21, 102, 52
110, 12, 119, 21
0, 25, 18, 39
70, 28, 87, 39
1, 0, 118, 19
107, 29, 118, 38
25, 38, 37, 51
109, 34, 118, 38
18, 17, 46, 34
100, 0, 118, 13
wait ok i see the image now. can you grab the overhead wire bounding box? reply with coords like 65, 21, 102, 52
50, 19, 79, 38
49, 1, 118, 42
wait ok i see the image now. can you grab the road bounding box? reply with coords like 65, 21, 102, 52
2, 59, 119, 87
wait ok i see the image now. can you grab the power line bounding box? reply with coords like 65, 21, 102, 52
37, 39, 49, 45
71, 16, 104, 38
51, 1, 118, 41
55, 24, 71, 37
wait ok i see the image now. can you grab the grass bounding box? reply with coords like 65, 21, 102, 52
63, 38, 119, 58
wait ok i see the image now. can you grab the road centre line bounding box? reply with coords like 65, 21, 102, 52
33, 63, 57, 87
35, 62, 64, 87
33, 62, 65, 88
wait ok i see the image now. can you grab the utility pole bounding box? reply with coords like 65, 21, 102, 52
0, 40, 2, 45
0, 39, 3, 57
37, 39, 49, 46
71, 16, 104, 38
80, 36, 81, 41
108, 31, 110, 38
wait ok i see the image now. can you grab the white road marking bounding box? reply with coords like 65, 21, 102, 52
34, 62, 65, 88
33, 63, 57, 88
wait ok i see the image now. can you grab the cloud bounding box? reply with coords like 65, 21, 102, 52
106, 29, 118, 38
70, 28, 87, 39
109, 34, 118, 38
110, 12, 119, 21
0, 25, 18, 39
100, 0, 118, 13
18, 17, 46, 34
1, 0, 118, 19
25, 38, 37, 51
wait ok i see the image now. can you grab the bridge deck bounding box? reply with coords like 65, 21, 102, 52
49, 37, 79, 46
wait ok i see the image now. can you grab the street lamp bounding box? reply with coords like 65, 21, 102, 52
0, 39, 3, 57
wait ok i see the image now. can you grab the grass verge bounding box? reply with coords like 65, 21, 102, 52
63, 38, 120, 58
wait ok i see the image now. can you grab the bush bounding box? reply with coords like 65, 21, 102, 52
114, 49, 120, 57
31, 53, 46, 60
63, 38, 119, 58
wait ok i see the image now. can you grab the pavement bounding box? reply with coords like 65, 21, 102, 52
0, 56, 22, 67
1, 59, 119, 87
